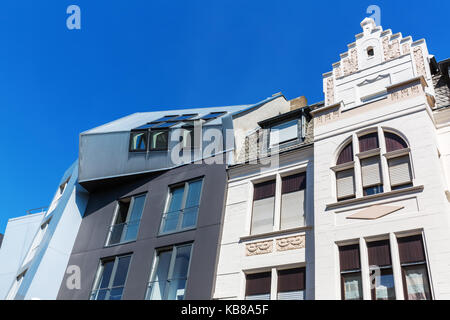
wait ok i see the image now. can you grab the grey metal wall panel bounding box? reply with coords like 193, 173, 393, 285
57, 163, 228, 300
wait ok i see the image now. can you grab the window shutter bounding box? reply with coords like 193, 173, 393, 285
385, 132, 408, 152
367, 240, 392, 267
282, 173, 306, 194
336, 169, 355, 199
337, 143, 354, 165
245, 272, 271, 298
253, 180, 276, 201
339, 244, 361, 271
397, 235, 426, 264
277, 268, 305, 293
359, 132, 379, 152
361, 156, 382, 187
388, 155, 412, 187
281, 190, 305, 229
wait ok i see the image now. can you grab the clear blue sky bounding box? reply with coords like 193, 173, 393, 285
0, 0, 448, 233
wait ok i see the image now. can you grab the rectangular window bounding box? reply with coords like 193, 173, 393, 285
280, 173, 306, 229
245, 272, 271, 300
160, 179, 203, 234
367, 240, 395, 300
336, 169, 356, 201
149, 130, 169, 150
339, 244, 363, 300
91, 254, 132, 300
277, 268, 305, 300
251, 180, 276, 235
146, 244, 192, 300
129, 131, 148, 152
361, 156, 383, 196
269, 120, 298, 147
398, 235, 432, 300
6, 270, 27, 300
107, 194, 146, 246
388, 155, 413, 188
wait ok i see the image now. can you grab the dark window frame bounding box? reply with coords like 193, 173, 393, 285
129, 130, 148, 152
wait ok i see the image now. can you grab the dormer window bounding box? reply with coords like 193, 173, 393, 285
149, 130, 168, 151
269, 119, 299, 147
367, 47, 374, 57
129, 131, 148, 152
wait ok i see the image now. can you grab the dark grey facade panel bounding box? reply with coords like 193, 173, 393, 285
57, 163, 228, 300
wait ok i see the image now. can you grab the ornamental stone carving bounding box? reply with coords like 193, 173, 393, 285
326, 77, 335, 105
402, 42, 410, 54
276, 235, 305, 252
246, 240, 273, 256
382, 37, 401, 61
342, 48, 358, 76
413, 47, 426, 78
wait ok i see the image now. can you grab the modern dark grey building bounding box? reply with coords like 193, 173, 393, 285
56, 105, 254, 300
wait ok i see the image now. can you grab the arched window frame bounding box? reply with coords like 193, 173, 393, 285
332, 128, 414, 202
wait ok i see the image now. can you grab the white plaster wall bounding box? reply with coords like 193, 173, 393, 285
314, 97, 450, 299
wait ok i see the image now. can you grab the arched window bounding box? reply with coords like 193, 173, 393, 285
333, 129, 414, 202
335, 141, 356, 201
384, 132, 413, 190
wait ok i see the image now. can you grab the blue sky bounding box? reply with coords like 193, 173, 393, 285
0, 0, 448, 233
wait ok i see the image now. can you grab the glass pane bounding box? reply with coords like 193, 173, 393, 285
171, 245, 192, 280
124, 195, 145, 241
162, 211, 180, 233
343, 273, 363, 300
92, 288, 108, 300
148, 251, 172, 300
112, 256, 131, 287
109, 287, 124, 300
98, 260, 115, 289
181, 207, 198, 229
131, 132, 147, 150
185, 180, 202, 208
168, 187, 184, 213
404, 265, 431, 300
109, 223, 125, 245
151, 131, 168, 150
166, 278, 187, 300
375, 270, 395, 300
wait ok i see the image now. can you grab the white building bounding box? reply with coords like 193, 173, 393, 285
313, 18, 450, 300
214, 18, 450, 300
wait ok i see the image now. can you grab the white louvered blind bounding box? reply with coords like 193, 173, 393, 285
388, 155, 412, 187
277, 290, 305, 300
251, 197, 275, 235
361, 156, 382, 187
281, 190, 305, 229
336, 169, 355, 199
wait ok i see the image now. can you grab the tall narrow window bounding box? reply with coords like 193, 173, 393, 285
22, 217, 52, 266
160, 179, 203, 234
277, 268, 305, 300
397, 235, 432, 300
251, 180, 276, 235
6, 270, 27, 300
384, 132, 413, 190
107, 194, 146, 246
129, 131, 148, 152
339, 244, 363, 300
335, 142, 356, 201
150, 130, 169, 150
361, 156, 383, 196
245, 272, 271, 300
146, 244, 192, 300
367, 240, 395, 300
280, 173, 306, 229
91, 254, 132, 300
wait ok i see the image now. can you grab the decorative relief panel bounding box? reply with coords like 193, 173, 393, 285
326, 77, 335, 105
342, 48, 358, 76
382, 37, 401, 61
246, 240, 273, 256
314, 108, 340, 126
402, 42, 410, 54
390, 84, 421, 101
276, 235, 306, 252
334, 66, 342, 78
413, 47, 427, 78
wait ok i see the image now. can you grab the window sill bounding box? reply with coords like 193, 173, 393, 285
326, 185, 424, 209
240, 225, 312, 242
356, 148, 381, 159
383, 148, 410, 159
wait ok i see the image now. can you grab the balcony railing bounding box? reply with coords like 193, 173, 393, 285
107, 219, 141, 245
145, 278, 188, 300
160, 206, 199, 233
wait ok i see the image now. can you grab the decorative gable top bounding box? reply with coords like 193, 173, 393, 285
322, 18, 434, 109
